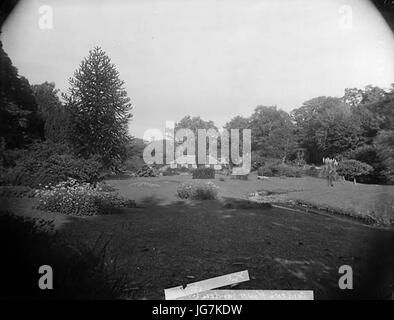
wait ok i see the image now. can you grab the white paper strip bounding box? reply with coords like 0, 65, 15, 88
164, 270, 250, 300
176, 290, 314, 300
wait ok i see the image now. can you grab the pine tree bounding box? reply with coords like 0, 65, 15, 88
65, 47, 132, 169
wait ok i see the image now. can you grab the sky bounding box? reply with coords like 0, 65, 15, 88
2, 0, 394, 139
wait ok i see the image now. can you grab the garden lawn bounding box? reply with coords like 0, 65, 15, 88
59, 195, 394, 300
2, 173, 394, 299
107, 173, 394, 223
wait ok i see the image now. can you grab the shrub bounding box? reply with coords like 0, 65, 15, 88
258, 162, 302, 177
1, 142, 104, 188
162, 167, 179, 176
0, 186, 35, 198
135, 165, 158, 177
305, 165, 320, 178
0, 141, 69, 168
251, 153, 265, 171
35, 178, 135, 216
347, 145, 388, 184
2, 154, 103, 188
122, 156, 145, 172
96, 181, 117, 192
336, 159, 374, 183
177, 181, 218, 200
258, 164, 272, 177
275, 163, 303, 177
192, 167, 215, 179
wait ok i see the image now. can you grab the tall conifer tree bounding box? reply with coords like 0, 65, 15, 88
65, 47, 132, 168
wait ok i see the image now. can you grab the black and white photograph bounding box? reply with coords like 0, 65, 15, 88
0, 0, 394, 306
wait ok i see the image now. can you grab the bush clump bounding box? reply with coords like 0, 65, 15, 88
336, 159, 374, 183
177, 181, 218, 200
162, 167, 179, 176
135, 165, 158, 177
251, 153, 266, 171
258, 162, 302, 177
35, 178, 135, 216
192, 167, 215, 179
0, 186, 36, 198
1, 142, 104, 188
304, 165, 320, 178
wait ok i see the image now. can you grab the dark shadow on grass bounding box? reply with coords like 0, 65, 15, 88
138, 195, 167, 207
331, 228, 394, 300
0, 211, 129, 299
37, 193, 394, 300
222, 197, 272, 210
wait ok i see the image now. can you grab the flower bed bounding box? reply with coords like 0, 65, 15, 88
35, 178, 135, 216
177, 181, 218, 200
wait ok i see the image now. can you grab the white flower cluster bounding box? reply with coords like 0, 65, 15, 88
35, 178, 134, 216
177, 181, 219, 200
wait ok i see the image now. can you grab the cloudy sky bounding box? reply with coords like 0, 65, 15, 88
2, 0, 394, 138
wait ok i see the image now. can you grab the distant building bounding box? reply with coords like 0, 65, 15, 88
169, 155, 197, 169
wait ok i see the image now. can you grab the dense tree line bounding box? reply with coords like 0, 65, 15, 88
152, 87, 394, 184
0, 41, 44, 149
222, 86, 394, 184
0, 38, 392, 184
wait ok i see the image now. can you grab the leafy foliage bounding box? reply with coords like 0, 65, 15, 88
161, 167, 179, 176
346, 145, 388, 183
192, 167, 215, 179
292, 96, 362, 163
174, 115, 218, 162
177, 181, 218, 200
258, 162, 303, 177
336, 160, 373, 182
251, 152, 266, 171
249, 106, 297, 161
31, 82, 69, 143
122, 138, 146, 172
304, 165, 320, 178
0, 185, 35, 198
35, 178, 136, 216
1, 142, 103, 188
226, 106, 297, 162
374, 130, 394, 184
135, 164, 158, 177
175, 115, 217, 137
0, 40, 44, 149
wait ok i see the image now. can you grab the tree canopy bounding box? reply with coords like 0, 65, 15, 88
0, 40, 44, 149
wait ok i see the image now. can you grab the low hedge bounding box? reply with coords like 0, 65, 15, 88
258, 162, 302, 177
192, 167, 215, 179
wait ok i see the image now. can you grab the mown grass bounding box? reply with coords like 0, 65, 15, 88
2, 173, 393, 299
